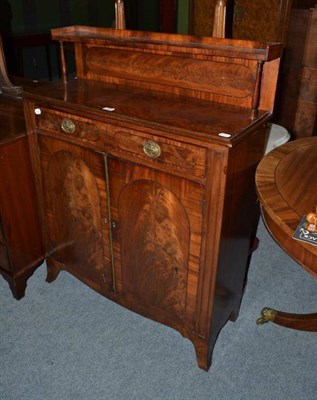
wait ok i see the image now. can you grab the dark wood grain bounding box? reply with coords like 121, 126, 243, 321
273, 311, 317, 331
0, 96, 43, 299
274, 8, 317, 139
0, 96, 25, 142
84, 47, 255, 98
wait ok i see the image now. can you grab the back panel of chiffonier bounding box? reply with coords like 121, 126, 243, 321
51, 26, 282, 112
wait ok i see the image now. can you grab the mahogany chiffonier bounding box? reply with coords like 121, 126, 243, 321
23, 26, 282, 370
0, 94, 43, 299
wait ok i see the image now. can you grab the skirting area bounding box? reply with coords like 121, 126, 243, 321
1, 219, 316, 400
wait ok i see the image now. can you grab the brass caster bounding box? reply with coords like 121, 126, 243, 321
256, 307, 277, 325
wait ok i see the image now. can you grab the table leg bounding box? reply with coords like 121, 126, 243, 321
256, 307, 317, 332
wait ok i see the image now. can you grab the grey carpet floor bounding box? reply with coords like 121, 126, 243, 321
1, 219, 316, 400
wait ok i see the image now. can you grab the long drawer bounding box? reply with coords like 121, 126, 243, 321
34, 107, 207, 182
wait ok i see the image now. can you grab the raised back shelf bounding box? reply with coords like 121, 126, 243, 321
52, 26, 282, 114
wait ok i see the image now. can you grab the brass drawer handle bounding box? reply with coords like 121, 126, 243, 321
61, 118, 76, 134
143, 140, 161, 158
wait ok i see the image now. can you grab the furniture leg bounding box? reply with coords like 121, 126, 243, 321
46, 257, 61, 283
1, 259, 44, 300
192, 337, 212, 371
6, 276, 28, 300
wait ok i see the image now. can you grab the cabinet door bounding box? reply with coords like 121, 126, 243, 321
38, 135, 112, 293
107, 157, 205, 327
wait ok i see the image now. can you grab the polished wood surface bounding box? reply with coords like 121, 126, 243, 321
25, 79, 269, 147
51, 26, 281, 112
256, 137, 317, 331
23, 27, 282, 370
256, 137, 317, 277
0, 96, 43, 299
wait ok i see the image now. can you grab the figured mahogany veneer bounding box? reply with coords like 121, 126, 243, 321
23, 26, 282, 370
256, 138, 317, 278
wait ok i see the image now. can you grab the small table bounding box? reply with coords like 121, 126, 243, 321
255, 137, 317, 331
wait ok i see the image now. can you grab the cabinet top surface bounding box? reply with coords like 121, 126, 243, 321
24, 78, 269, 146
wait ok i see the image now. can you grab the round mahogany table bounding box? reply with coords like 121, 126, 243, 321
255, 137, 317, 331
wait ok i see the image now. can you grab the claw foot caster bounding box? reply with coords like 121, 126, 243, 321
256, 307, 277, 325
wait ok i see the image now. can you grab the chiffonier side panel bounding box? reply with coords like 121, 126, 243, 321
259, 58, 281, 112
212, 124, 268, 327
194, 148, 229, 339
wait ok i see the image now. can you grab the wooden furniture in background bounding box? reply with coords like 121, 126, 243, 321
189, 1, 316, 138
189, 0, 291, 40
0, 94, 43, 299
256, 137, 317, 331
232, 0, 292, 44
274, 7, 317, 139
23, 26, 282, 370
189, 0, 231, 37
0, 37, 43, 299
